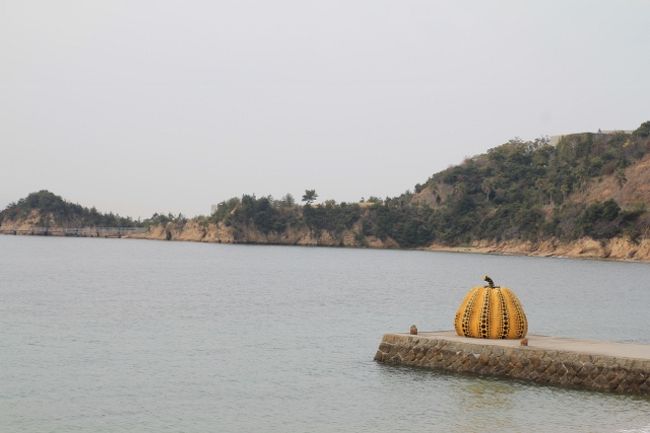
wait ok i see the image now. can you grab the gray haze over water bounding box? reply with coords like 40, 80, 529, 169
2, 1, 650, 217
1, 236, 649, 432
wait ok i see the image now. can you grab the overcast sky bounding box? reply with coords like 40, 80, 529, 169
1, 1, 649, 218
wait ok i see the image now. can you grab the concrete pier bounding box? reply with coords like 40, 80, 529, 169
374, 331, 650, 395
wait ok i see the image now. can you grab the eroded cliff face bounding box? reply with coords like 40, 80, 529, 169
121, 220, 650, 261
428, 236, 650, 261
0, 210, 51, 230
124, 220, 398, 249
567, 153, 650, 207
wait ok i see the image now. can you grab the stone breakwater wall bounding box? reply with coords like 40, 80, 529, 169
374, 333, 650, 395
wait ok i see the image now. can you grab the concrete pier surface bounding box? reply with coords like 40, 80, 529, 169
374, 331, 650, 395
417, 331, 650, 359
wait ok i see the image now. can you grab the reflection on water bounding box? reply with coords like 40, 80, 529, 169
376, 364, 650, 433
0, 235, 649, 433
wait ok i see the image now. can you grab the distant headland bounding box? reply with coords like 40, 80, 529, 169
3, 121, 650, 262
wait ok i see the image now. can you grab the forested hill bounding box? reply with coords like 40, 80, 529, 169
201, 121, 650, 248
406, 121, 650, 245
0, 190, 138, 228
3, 121, 650, 258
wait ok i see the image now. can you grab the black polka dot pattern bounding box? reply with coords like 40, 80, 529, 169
454, 278, 527, 339
480, 289, 490, 338
461, 289, 481, 337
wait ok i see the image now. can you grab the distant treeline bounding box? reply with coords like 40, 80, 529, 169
3, 121, 650, 247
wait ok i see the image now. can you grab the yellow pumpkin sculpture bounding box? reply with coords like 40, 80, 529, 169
454, 276, 528, 339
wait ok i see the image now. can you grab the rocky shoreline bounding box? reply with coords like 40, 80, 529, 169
124, 221, 650, 263
426, 237, 650, 263
2, 219, 650, 263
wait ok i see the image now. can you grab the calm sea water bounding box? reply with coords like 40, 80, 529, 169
1, 235, 649, 433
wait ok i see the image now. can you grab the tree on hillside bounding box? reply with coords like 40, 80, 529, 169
280, 193, 295, 207
633, 120, 650, 138
302, 189, 318, 205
